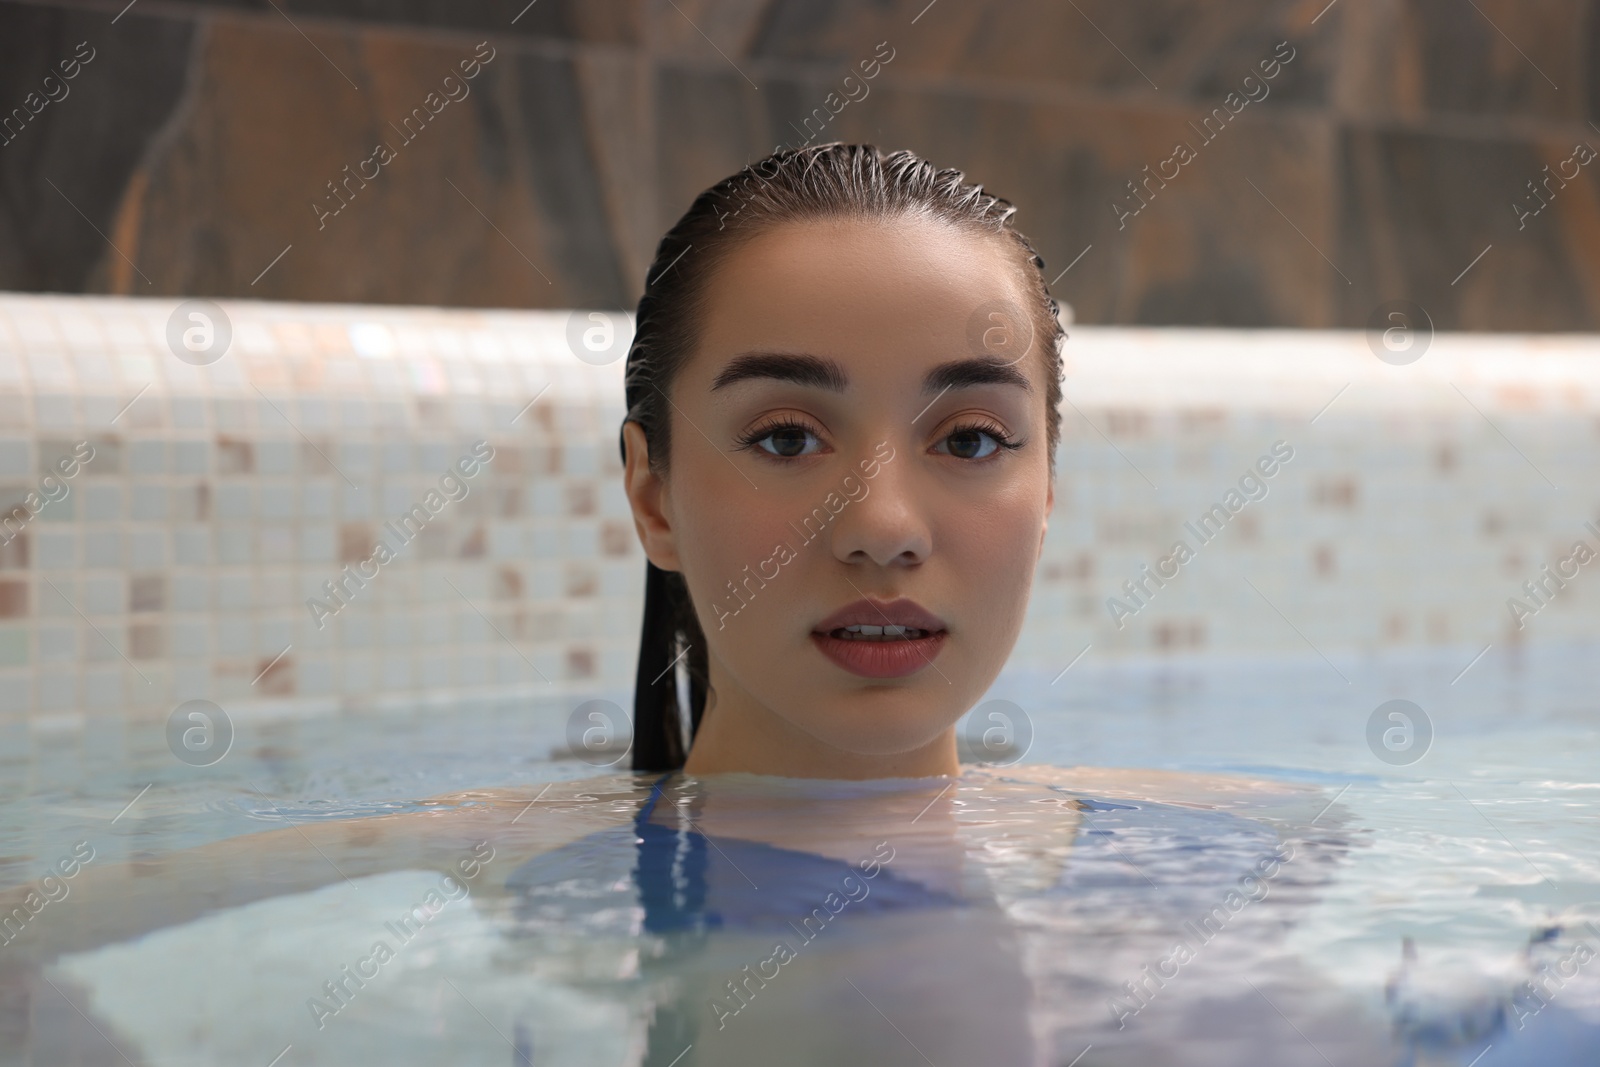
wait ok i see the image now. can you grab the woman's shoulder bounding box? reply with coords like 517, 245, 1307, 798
424, 769, 655, 808
994, 762, 1320, 811
416, 770, 657, 839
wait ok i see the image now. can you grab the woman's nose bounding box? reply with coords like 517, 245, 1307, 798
824, 450, 931, 568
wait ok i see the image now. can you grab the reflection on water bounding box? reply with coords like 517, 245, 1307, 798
5, 768, 1593, 1066
3, 647, 1599, 1065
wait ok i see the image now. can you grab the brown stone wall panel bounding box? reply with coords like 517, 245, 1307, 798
912, 92, 1328, 330
1413, 0, 1578, 119
28, 0, 639, 43
574, 48, 656, 301
510, 51, 630, 306
654, 66, 772, 231
1180, 13, 1332, 108
1119, 116, 1336, 326
1336, 128, 1600, 331
645, 0, 776, 64
107, 21, 622, 307
0, 2, 194, 293
747, 0, 1331, 106
658, 68, 1333, 326
1588, 0, 1600, 122
1329, 0, 1423, 120
1546, 134, 1600, 306
1344, 0, 1583, 122
349, 0, 637, 41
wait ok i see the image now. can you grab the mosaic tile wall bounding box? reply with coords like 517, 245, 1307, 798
1, 292, 1596, 722
1018, 329, 1600, 678
0, 294, 638, 722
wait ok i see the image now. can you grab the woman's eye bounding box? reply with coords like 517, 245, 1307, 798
752, 424, 821, 458
939, 427, 1001, 460
742, 422, 1010, 460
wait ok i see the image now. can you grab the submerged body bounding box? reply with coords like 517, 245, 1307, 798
17, 764, 1578, 1066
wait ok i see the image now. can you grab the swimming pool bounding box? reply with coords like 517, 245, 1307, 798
3, 639, 1596, 1066
3, 294, 1597, 1063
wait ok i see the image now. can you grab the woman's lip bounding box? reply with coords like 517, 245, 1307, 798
811, 596, 947, 634
810, 629, 948, 679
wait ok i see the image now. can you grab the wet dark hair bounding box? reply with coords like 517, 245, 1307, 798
618, 142, 1065, 772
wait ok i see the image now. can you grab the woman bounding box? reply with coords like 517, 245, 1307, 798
5, 145, 1360, 1067
576, 143, 1354, 1066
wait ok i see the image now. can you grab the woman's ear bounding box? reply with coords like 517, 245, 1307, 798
1037, 478, 1054, 559
622, 420, 682, 571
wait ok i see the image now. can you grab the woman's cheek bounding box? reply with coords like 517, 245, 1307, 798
678, 493, 799, 633
950, 485, 1045, 633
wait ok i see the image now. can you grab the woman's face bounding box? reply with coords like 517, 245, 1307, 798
624, 213, 1055, 778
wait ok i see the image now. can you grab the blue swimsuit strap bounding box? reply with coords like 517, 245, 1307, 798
504, 772, 967, 936
636, 771, 675, 824
633, 772, 717, 933
631, 772, 966, 934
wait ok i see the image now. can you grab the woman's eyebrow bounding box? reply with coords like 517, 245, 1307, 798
924, 356, 1032, 395
711, 352, 847, 392
710, 351, 1031, 394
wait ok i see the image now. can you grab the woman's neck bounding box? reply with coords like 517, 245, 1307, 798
681, 684, 961, 780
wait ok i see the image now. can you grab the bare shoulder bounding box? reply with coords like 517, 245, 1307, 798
411, 771, 653, 845
425, 770, 651, 813
1001, 763, 1318, 810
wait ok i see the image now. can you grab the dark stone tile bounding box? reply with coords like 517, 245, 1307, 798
1336, 0, 1583, 122
656, 66, 1336, 327
573, 49, 655, 300
15, 0, 638, 43
643, 0, 774, 66
4, 0, 1592, 332
655, 66, 770, 229
747, 0, 1331, 108
919, 98, 1336, 328
1182, 22, 1327, 109
510, 51, 631, 304
743, 0, 889, 68
1588, 2, 1600, 122
1409, 0, 1578, 120
66, 20, 625, 307
292, 0, 636, 42
1336, 128, 1600, 331
0, 2, 194, 293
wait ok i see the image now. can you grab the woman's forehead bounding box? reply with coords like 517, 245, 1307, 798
689, 216, 1036, 386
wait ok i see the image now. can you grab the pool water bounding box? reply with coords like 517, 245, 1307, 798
2, 641, 1597, 1066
